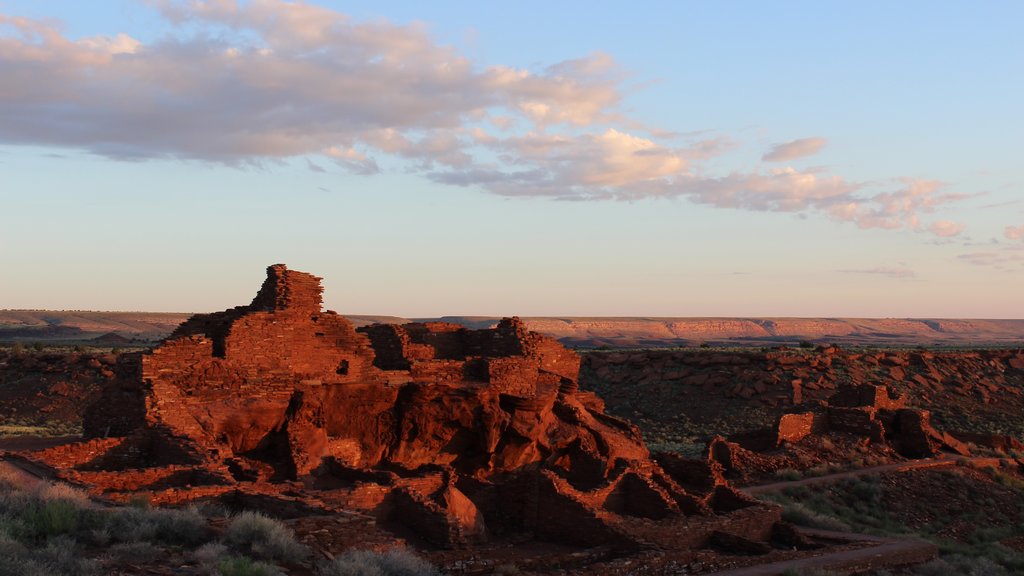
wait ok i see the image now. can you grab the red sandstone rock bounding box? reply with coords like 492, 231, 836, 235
58, 265, 776, 551
775, 413, 819, 445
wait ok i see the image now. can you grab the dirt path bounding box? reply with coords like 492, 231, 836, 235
719, 457, 1015, 574
709, 529, 937, 575
0, 435, 79, 452
742, 457, 974, 495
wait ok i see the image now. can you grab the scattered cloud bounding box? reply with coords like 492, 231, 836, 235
928, 220, 966, 238
957, 245, 1024, 269
1005, 225, 1024, 241
0, 2, 968, 238
761, 137, 827, 162
840, 267, 917, 279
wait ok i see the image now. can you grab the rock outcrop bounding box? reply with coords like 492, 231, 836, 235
50, 265, 781, 550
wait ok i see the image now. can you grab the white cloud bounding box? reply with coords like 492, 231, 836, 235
0, 2, 969, 239
1005, 225, 1024, 241
762, 137, 827, 162
0, 3, 620, 163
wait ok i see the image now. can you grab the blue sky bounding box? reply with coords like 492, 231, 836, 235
1, 1, 1022, 317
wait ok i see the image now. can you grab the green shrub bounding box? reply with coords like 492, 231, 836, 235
770, 500, 849, 532
128, 494, 151, 509
225, 511, 308, 563
320, 548, 441, 576
18, 499, 82, 542
217, 555, 282, 576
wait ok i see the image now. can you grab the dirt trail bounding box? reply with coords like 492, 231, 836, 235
719, 457, 1017, 574
0, 435, 80, 452
709, 529, 936, 575
742, 457, 970, 495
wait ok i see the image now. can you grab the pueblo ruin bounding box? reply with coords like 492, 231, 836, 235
25, 265, 788, 555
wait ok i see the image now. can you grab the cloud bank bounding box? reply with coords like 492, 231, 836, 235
0, 1, 966, 237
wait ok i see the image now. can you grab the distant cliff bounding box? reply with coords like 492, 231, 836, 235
3, 310, 1022, 348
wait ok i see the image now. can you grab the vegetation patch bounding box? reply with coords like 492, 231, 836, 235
320, 548, 441, 576
762, 468, 1024, 574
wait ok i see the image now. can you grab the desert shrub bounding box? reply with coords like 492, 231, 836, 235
34, 482, 90, 506
911, 555, 1010, 576
106, 504, 209, 546
773, 468, 802, 481
0, 532, 23, 553
194, 542, 230, 567
217, 555, 282, 576
85, 526, 110, 547
990, 470, 1024, 492
0, 481, 94, 543
17, 498, 83, 542
0, 467, 22, 491
320, 548, 441, 576
197, 500, 231, 518
843, 477, 882, 508
647, 440, 705, 458
105, 541, 162, 563
225, 511, 308, 563
0, 535, 98, 576
776, 501, 850, 532
806, 464, 830, 477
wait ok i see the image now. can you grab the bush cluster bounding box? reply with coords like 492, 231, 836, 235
0, 476, 441, 576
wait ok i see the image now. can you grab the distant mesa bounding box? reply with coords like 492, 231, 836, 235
4, 308, 1023, 348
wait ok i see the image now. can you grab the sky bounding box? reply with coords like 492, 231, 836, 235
1, 1, 1022, 318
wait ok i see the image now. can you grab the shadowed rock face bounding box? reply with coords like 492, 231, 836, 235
77, 265, 768, 549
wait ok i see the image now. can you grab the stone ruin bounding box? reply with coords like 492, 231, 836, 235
727, 383, 971, 459
24, 265, 789, 552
